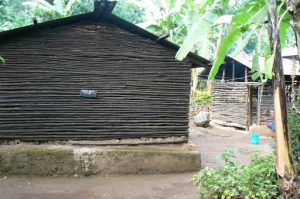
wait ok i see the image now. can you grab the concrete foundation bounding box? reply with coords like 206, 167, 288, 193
0, 144, 201, 176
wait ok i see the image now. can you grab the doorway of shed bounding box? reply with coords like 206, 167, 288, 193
189, 67, 210, 118
247, 83, 274, 128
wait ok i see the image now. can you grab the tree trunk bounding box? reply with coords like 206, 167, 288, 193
269, 0, 295, 180
291, 59, 296, 110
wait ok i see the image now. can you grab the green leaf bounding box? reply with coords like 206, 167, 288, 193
208, 4, 268, 79
0, 56, 5, 64
208, 27, 242, 79
214, 15, 233, 25
279, 22, 290, 49
54, 0, 64, 15
23, 0, 53, 13
198, 0, 213, 14
230, 4, 267, 30
175, 0, 222, 61
175, 9, 217, 61
197, 37, 212, 60
65, 0, 76, 15
251, 49, 260, 80
231, 28, 256, 57
264, 53, 275, 79
248, 5, 268, 24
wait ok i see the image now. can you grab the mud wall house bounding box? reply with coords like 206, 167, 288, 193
207, 53, 300, 130
0, 1, 210, 142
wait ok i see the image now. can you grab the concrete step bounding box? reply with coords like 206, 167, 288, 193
0, 144, 201, 176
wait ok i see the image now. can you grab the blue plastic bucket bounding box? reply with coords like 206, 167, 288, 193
250, 133, 260, 144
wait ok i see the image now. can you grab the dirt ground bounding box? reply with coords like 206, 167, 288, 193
189, 121, 274, 168
0, 122, 274, 199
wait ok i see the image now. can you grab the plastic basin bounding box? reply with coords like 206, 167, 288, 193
250, 133, 260, 144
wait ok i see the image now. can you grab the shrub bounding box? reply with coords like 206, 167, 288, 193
288, 112, 300, 162
193, 90, 212, 105
288, 111, 300, 175
296, 162, 300, 175
193, 149, 281, 199
296, 89, 300, 104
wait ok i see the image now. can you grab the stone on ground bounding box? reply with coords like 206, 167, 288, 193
194, 111, 210, 127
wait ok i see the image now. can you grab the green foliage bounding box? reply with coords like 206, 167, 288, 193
175, 0, 219, 61
140, 0, 192, 45
23, 0, 94, 22
142, 0, 245, 60
174, 0, 294, 81
0, 0, 145, 31
208, 2, 269, 80
193, 90, 212, 105
251, 48, 260, 80
0, 56, 5, 64
218, 148, 236, 165
288, 112, 300, 162
0, 0, 94, 31
264, 52, 275, 80
113, 0, 145, 24
296, 162, 300, 175
296, 89, 300, 105
0, 0, 32, 31
193, 149, 280, 199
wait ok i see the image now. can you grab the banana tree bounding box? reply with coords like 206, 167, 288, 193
176, 0, 296, 185
267, 0, 295, 181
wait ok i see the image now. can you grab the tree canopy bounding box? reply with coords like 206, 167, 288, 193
0, 0, 145, 31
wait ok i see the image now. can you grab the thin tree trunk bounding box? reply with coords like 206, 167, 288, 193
291, 59, 296, 110
269, 0, 295, 179
257, 86, 262, 126
256, 28, 264, 126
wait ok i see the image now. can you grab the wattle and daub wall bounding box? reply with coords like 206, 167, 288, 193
0, 22, 191, 141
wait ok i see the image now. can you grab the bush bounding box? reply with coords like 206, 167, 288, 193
288, 111, 300, 175
288, 112, 300, 162
193, 90, 212, 105
193, 149, 281, 199
296, 89, 300, 104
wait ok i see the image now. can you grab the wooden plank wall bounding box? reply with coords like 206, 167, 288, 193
0, 22, 191, 141
211, 81, 248, 127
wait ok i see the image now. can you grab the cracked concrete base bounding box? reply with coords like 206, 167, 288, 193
0, 144, 201, 176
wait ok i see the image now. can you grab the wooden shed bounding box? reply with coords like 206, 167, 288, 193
210, 52, 300, 130
211, 81, 264, 129
0, 1, 209, 141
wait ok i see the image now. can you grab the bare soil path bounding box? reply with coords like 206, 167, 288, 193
0, 122, 274, 199
0, 173, 197, 199
189, 122, 274, 168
